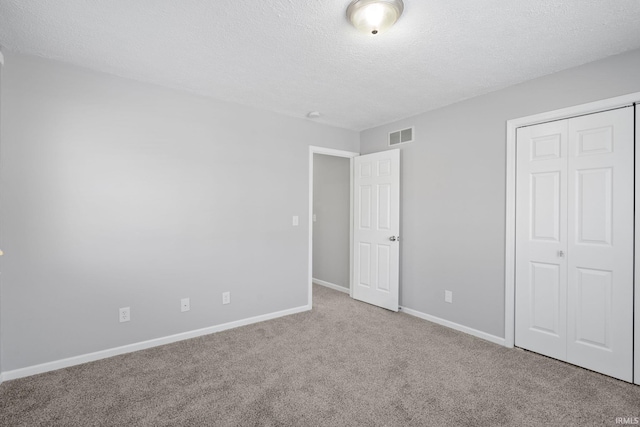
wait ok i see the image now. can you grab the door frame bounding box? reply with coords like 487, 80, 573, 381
504, 91, 640, 349
308, 146, 359, 308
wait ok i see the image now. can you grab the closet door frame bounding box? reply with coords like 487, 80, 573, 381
504, 92, 640, 384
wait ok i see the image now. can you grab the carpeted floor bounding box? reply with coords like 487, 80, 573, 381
1, 284, 639, 426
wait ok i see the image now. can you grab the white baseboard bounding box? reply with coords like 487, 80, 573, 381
1, 304, 311, 382
312, 278, 349, 294
399, 306, 505, 346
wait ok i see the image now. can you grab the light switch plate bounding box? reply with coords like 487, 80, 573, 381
292, 216, 299, 226
445, 290, 453, 304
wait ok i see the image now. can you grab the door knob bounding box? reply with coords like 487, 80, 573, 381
557, 250, 565, 258
389, 236, 399, 242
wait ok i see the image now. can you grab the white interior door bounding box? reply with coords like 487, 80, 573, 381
515, 120, 568, 361
566, 107, 634, 382
352, 149, 400, 311
515, 107, 634, 382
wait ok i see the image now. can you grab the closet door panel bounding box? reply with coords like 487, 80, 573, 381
566, 107, 634, 382
515, 120, 568, 360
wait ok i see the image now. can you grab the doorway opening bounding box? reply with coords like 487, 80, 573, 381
307, 146, 359, 307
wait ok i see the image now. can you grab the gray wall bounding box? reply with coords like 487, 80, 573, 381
360, 48, 640, 338
0, 53, 359, 371
312, 154, 350, 289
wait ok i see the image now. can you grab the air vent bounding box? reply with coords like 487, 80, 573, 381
388, 126, 414, 146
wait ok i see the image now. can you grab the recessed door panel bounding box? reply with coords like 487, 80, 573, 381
576, 126, 613, 156
376, 245, 390, 292
529, 262, 561, 335
377, 159, 391, 176
377, 184, 391, 230
574, 268, 612, 349
360, 162, 372, 178
358, 243, 371, 287
359, 186, 372, 229
531, 172, 561, 242
576, 168, 612, 246
531, 134, 561, 161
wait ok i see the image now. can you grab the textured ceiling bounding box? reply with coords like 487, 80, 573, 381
1, 0, 640, 131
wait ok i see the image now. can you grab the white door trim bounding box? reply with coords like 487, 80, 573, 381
504, 92, 640, 348
308, 146, 359, 308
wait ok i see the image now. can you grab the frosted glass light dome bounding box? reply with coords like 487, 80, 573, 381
347, 0, 404, 35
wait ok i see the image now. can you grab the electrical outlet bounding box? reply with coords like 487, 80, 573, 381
222, 291, 231, 305
292, 216, 299, 226
313, 214, 317, 222
445, 290, 453, 304
119, 307, 130, 323
181, 298, 190, 312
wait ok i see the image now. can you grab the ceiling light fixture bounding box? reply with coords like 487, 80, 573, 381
346, 0, 404, 35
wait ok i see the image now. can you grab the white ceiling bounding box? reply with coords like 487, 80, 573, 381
1, 0, 640, 131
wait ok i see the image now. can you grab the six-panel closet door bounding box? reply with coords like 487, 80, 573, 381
515, 107, 634, 382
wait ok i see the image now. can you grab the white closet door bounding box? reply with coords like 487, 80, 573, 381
516, 106, 634, 383
565, 107, 634, 382
515, 120, 568, 361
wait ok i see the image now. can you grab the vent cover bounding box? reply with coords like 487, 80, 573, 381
389, 127, 414, 146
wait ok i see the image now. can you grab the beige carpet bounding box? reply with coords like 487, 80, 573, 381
1, 284, 639, 426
